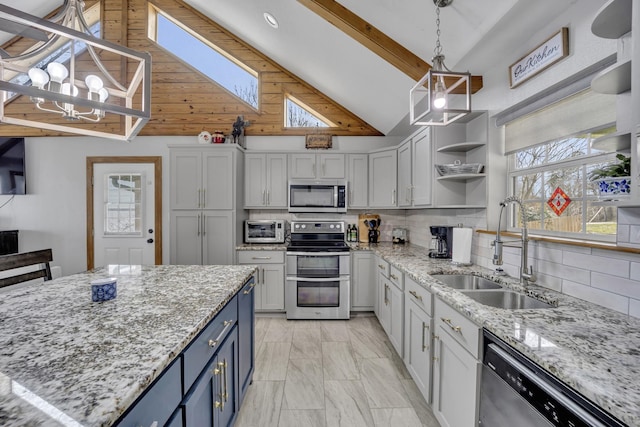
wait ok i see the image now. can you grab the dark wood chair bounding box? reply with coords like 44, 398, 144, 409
0, 249, 53, 289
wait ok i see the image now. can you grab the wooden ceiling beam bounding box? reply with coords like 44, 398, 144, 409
297, 0, 483, 93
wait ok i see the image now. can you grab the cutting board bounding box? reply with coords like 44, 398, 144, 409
358, 213, 380, 243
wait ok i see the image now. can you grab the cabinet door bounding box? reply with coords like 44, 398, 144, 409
369, 150, 398, 208
261, 264, 285, 310
351, 251, 374, 310
266, 154, 288, 208
397, 142, 412, 207
432, 326, 481, 427
404, 299, 432, 403
388, 282, 404, 357
184, 329, 238, 427
171, 150, 202, 210
318, 153, 345, 179
202, 211, 234, 265
238, 278, 256, 405
412, 129, 432, 207
347, 154, 368, 208
202, 151, 233, 210
216, 329, 239, 427
170, 211, 202, 265
244, 154, 267, 208
289, 153, 317, 179
377, 275, 391, 335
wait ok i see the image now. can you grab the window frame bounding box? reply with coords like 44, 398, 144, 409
284, 94, 336, 128
148, 5, 260, 110
506, 125, 619, 243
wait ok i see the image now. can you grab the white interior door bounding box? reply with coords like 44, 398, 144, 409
93, 163, 156, 268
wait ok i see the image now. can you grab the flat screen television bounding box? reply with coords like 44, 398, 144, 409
0, 137, 26, 195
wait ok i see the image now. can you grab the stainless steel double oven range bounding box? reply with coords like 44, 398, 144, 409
285, 220, 350, 320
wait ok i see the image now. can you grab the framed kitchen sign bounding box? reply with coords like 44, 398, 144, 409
509, 28, 569, 88
305, 134, 333, 149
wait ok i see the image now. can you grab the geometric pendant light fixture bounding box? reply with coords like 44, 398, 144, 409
410, 0, 471, 126
0, 1, 151, 141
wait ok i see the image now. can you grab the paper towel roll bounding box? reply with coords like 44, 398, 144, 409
452, 227, 473, 265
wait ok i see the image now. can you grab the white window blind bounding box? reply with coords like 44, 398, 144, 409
504, 89, 616, 154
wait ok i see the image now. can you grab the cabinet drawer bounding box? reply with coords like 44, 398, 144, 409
183, 296, 238, 392
116, 358, 182, 427
238, 250, 284, 264
375, 257, 389, 278
389, 265, 404, 290
405, 276, 432, 316
435, 298, 480, 358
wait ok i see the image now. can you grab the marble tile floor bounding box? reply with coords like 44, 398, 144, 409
236, 314, 441, 427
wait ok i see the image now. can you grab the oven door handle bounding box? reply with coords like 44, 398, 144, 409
286, 252, 349, 257
286, 276, 350, 282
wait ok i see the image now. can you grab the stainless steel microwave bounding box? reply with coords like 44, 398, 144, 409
288, 179, 348, 213
244, 220, 286, 243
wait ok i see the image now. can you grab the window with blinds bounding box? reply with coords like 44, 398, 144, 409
505, 89, 620, 241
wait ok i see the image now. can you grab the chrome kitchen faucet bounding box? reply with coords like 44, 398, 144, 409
492, 196, 536, 285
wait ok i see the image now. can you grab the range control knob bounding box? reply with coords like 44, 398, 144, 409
301, 224, 306, 229
330, 224, 335, 229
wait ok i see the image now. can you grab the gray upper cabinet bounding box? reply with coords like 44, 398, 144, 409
346, 153, 368, 208
368, 149, 398, 208
398, 128, 432, 208
411, 128, 433, 207
289, 153, 345, 179
244, 153, 288, 208
171, 148, 234, 210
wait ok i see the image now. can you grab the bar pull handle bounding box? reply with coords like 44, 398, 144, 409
409, 290, 422, 301
197, 213, 201, 236
208, 320, 234, 348
422, 322, 429, 351
441, 317, 462, 334
243, 282, 256, 294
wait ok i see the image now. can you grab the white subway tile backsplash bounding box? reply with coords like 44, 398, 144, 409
617, 224, 630, 244
537, 259, 590, 284
591, 272, 640, 299
562, 280, 630, 314
534, 272, 562, 292
631, 262, 640, 279
630, 299, 640, 318
618, 207, 640, 224
562, 251, 629, 278
535, 246, 564, 263
630, 225, 640, 246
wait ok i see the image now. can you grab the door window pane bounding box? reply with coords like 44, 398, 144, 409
104, 174, 143, 235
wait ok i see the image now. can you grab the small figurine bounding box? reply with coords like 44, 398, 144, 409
232, 116, 247, 144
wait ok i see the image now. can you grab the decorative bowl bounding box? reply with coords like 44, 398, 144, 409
595, 176, 631, 200
91, 278, 117, 302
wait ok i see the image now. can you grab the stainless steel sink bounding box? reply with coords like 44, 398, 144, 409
432, 274, 504, 290
461, 290, 554, 309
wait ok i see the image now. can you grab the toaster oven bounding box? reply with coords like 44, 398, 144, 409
244, 220, 286, 244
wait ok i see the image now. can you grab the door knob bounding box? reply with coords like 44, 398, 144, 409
147, 238, 154, 243
148, 229, 154, 234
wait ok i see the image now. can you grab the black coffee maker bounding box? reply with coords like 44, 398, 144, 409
428, 226, 453, 258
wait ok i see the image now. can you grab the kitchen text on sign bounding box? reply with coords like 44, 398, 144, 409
509, 28, 569, 88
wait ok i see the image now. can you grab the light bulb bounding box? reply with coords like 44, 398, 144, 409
433, 81, 447, 109
85, 75, 104, 92
47, 62, 68, 83
98, 88, 109, 102
28, 68, 50, 88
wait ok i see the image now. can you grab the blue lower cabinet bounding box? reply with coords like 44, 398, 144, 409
184, 327, 239, 427
238, 276, 255, 405
115, 358, 182, 427
116, 279, 254, 427
166, 407, 184, 427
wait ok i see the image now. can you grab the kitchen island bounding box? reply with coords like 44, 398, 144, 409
0, 264, 256, 426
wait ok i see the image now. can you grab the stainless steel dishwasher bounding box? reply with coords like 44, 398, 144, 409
480, 330, 627, 427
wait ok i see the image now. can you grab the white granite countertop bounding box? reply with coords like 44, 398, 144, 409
354, 242, 639, 426
0, 264, 256, 427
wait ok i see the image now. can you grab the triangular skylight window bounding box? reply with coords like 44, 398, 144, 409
150, 8, 258, 109
285, 95, 334, 127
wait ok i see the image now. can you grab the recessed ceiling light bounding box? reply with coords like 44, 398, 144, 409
264, 12, 279, 29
